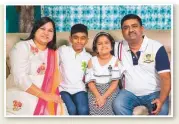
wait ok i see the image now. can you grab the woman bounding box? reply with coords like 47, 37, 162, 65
85, 32, 123, 115
6, 17, 66, 116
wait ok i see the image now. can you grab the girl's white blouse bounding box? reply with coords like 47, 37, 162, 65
85, 56, 123, 84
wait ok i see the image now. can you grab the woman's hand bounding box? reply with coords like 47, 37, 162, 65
41, 93, 63, 104
26, 84, 63, 104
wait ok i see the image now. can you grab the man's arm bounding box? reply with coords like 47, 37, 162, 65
159, 72, 171, 104
153, 45, 171, 114
152, 72, 171, 115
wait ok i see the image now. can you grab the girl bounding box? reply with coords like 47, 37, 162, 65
85, 32, 123, 115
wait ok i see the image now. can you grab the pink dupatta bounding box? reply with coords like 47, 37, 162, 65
33, 49, 63, 115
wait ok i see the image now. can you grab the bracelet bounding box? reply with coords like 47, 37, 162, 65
35, 91, 41, 97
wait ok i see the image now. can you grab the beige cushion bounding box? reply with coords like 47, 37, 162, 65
6, 30, 171, 77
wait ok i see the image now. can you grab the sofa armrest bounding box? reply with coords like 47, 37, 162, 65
6, 62, 10, 78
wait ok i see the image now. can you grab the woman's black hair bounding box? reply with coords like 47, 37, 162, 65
92, 32, 115, 55
23, 17, 57, 50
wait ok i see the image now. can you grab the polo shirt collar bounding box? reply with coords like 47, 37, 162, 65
139, 35, 148, 52
123, 40, 130, 52
123, 35, 148, 52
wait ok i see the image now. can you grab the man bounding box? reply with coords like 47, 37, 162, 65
113, 14, 171, 115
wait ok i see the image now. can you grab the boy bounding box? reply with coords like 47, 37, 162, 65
58, 24, 91, 115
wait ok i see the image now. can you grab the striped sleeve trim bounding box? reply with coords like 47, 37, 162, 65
158, 69, 170, 74
85, 79, 96, 85
111, 77, 121, 81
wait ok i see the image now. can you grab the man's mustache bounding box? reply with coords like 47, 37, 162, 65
128, 31, 136, 35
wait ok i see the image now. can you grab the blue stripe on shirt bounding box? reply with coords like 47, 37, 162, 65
155, 46, 170, 72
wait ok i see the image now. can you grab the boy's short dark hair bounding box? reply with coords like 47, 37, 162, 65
121, 14, 142, 27
70, 24, 88, 36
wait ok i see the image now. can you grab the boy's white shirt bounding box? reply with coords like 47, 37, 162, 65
58, 45, 92, 94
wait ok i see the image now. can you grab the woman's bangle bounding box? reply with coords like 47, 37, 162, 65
35, 91, 41, 97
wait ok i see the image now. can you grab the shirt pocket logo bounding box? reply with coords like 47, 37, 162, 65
143, 53, 155, 63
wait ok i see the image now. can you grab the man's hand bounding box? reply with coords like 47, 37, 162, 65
151, 98, 163, 115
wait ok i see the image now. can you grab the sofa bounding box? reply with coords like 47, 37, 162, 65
6, 30, 171, 115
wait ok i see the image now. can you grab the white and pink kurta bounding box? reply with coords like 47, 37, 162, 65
6, 39, 67, 116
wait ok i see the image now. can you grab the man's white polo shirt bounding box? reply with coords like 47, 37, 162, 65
58, 45, 92, 94
114, 36, 170, 96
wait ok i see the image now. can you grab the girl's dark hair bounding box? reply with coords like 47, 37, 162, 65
92, 32, 115, 55
23, 17, 57, 50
